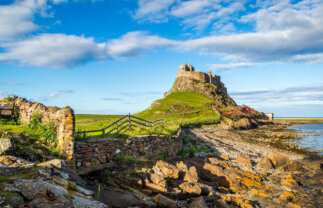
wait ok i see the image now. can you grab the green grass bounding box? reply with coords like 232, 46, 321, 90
75, 114, 123, 124
75, 92, 221, 139
0, 125, 28, 135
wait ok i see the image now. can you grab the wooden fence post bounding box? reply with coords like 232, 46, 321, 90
128, 113, 131, 130
116, 122, 119, 135
102, 129, 105, 139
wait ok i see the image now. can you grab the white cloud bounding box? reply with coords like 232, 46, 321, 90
37, 89, 74, 101
0, 0, 46, 42
106, 31, 177, 58
0, 33, 108, 68
170, 0, 212, 17
229, 84, 323, 106
208, 62, 257, 71
133, 0, 176, 22
134, 0, 246, 31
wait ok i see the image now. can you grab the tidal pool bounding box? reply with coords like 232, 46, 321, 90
287, 123, 323, 155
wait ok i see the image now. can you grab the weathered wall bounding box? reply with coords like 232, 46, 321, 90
74, 132, 183, 174
0, 97, 75, 163
265, 113, 274, 121
176, 68, 227, 95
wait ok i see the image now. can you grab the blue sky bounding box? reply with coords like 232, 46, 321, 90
1, 0, 323, 117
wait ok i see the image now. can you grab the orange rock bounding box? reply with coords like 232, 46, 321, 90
209, 157, 230, 168
258, 157, 275, 169
176, 161, 188, 172
184, 166, 199, 183
179, 182, 202, 195
251, 189, 271, 198
282, 176, 298, 188
220, 155, 230, 161
236, 156, 253, 166
241, 177, 264, 188
280, 191, 296, 202
150, 173, 166, 187
267, 152, 290, 168
155, 160, 179, 179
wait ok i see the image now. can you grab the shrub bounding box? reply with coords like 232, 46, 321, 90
27, 113, 57, 146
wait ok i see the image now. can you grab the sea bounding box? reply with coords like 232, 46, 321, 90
287, 123, 323, 155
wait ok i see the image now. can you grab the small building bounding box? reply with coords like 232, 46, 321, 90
265, 113, 274, 120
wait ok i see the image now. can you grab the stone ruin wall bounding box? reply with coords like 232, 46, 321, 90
0, 97, 75, 165
75, 133, 183, 175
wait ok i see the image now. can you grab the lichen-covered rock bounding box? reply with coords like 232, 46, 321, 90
179, 182, 202, 195
184, 166, 199, 183
258, 157, 275, 169
267, 152, 290, 168
155, 160, 179, 179
236, 156, 252, 166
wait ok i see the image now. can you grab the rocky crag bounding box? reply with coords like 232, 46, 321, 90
165, 64, 236, 107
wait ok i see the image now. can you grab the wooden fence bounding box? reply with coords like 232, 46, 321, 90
75, 114, 165, 140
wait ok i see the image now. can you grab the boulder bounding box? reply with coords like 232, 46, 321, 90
179, 182, 202, 195
267, 152, 290, 168
257, 157, 275, 169
234, 118, 252, 129
189, 196, 207, 208
176, 161, 188, 172
150, 172, 167, 187
154, 194, 178, 208
155, 160, 179, 179
219, 155, 230, 161
235, 156, 252, 166
184, 166, 199, 183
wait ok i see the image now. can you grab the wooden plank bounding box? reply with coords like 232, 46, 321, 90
130, 119, 150, 127
131, 115, 153, 123
106, 127, 117, 135
118, 127, 129, 135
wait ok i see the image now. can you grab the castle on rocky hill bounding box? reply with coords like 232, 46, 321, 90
176, 64, 228, 95
165, 64, 236, 107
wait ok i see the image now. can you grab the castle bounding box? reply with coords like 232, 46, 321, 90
177, 64, 228, 95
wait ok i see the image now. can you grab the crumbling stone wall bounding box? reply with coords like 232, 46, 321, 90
74, 132, 183, 175
177, 65, 228, 95
0, 97, 75, 163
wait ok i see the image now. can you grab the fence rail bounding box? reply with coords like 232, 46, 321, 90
75, 114, 165, 140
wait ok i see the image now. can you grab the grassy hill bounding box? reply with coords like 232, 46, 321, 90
135, 91, 220, 125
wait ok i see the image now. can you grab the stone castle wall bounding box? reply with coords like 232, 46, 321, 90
0, 97, 75, 163
176, 66, 228, 95
75, 132, 183, 175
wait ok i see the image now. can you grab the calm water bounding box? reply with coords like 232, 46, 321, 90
287, 123, 323, 155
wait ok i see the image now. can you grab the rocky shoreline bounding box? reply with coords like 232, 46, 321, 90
0, 120, 322, 207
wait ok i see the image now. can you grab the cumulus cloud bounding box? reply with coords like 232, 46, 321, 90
229, 84, 323, 106
0, 0, 46, 42
106, 31, 177, 58
134, 0, 245, 31
133, 0, 176, 22
0, 33, 108, 68
37, 89, 74, 101
208, 62, 257, 71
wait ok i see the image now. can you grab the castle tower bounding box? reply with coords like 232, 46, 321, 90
179, 64, 195, 71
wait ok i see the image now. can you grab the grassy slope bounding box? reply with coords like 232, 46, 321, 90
75, 92, 221, 138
